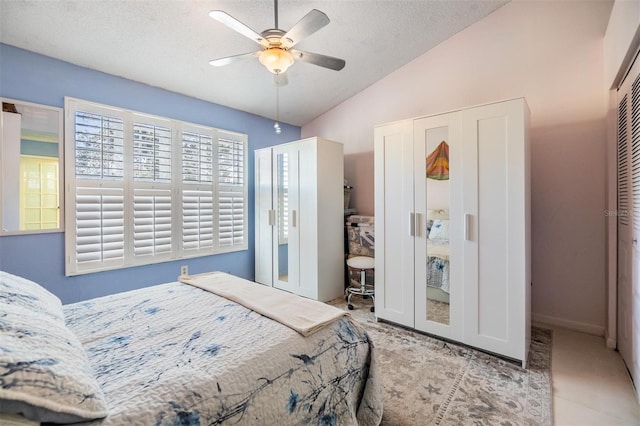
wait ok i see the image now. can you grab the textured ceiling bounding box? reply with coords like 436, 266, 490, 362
0, 0, 508, 126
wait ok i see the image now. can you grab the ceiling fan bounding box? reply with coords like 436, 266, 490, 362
208, 0, 346, 77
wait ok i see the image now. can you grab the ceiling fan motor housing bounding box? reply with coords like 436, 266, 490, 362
259, 29, 294, 73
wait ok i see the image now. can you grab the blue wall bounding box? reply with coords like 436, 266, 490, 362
0, 44, 301, 304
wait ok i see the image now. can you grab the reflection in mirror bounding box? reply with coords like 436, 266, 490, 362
276, 152, 289, 282
1, 99, 63, 234
425, 129, 451, 325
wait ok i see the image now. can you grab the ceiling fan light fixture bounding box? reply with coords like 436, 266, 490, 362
259, 48, 294, 74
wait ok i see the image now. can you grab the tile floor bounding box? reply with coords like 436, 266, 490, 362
543, 324, 640, 425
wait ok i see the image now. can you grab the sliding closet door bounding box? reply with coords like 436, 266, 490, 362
374, 120, 415, 327
413, 112, 463, 341
616, 56, 640, 387
462, 98, 530, 365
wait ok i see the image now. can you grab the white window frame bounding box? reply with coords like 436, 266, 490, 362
64, 97, 248, 276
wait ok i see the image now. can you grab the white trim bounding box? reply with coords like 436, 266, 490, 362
532, 313, 605, 337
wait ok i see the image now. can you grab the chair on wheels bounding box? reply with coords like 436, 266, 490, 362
346, 255, 375, 312
345, 215, 375, 312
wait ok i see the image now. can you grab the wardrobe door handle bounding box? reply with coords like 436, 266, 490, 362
410, 212, 415, 236
292, 210, 297, 228
465, 213, 472, 241
269, 209, 275, 226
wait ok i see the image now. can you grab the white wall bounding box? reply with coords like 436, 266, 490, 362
302, 0, 613, 333
604, 0, 640, 89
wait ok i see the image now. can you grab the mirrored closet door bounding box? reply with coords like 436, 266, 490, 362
273, 146, 299, 292
413, 112, 463, 341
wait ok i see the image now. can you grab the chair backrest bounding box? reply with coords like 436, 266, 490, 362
346, 215, 374, 257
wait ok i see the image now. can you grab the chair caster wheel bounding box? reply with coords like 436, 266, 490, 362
370, 307, 375, 313
345, 296, 349, 302
348, 304, 354, 310
363, 295, 369, 300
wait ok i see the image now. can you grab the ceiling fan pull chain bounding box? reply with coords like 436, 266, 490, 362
274, 81, 282, 134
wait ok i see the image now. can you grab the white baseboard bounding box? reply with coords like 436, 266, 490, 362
532, 313, 605, 336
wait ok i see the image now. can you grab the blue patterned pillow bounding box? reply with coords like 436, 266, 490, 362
0, 303, 109, 422
0, 271, 63, 322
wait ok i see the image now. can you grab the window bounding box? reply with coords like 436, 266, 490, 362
64, 98, 247, 276
20, 156, 60, 230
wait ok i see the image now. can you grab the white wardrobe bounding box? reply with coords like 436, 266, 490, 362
254, 136, 345, 302
374, 98, 531, 367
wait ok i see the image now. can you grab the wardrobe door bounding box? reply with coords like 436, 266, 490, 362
298, 137, 345, 302
374, 120, 415, 327
413, 112, 463, 341
462, 98, 530, 365
296, 138, 320, 300
272, 144, 300, 293
254, 148, 274, 286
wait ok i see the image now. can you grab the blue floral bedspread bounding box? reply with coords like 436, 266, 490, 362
63, 282, 382, 425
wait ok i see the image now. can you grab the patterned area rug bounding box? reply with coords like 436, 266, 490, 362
329, 298, 553, 425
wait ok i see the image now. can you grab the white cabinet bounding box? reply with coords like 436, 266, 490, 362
254, 137, 345, 302
374, 98, 531, 366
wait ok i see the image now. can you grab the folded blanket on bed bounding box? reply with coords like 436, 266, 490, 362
178, 272, 348, 336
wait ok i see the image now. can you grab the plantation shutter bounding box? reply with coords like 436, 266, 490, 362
74, 188, 125, 269
69, 106, 126, 273
182, 129, 215, 254
217, 131, 247, 249
133, 189, 172, 258
183, 189, 214, 252
65, 97, 248, 276
133, 122, 172, 182
132, 119, 173, 261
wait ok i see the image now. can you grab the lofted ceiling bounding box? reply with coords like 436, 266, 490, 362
0, 0, 508, 127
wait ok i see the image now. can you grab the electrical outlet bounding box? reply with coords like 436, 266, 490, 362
180, 265, 188, 276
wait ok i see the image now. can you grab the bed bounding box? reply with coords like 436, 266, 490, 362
0, 271, 383, 425
426, 209, 450, 304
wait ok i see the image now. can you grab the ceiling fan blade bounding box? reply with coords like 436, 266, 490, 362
282, 9, 330, 46
291, 50, 345, 71
209, 10, 266, 45
209, 51, 260, 67
274, 73, 289, 87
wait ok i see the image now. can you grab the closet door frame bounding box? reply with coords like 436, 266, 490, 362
413, 112, 463, 341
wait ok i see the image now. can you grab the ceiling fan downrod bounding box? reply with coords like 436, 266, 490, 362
274, 0, 279, 29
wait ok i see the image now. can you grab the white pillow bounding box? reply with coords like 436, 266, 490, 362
0, 302, 109, 423
428, 219, 450, 241
0, 271, 64, 322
